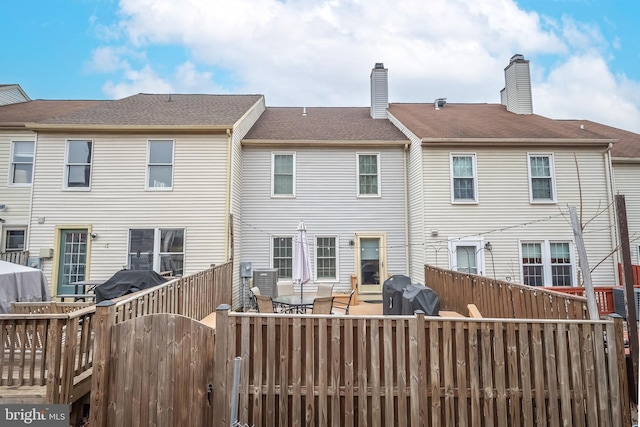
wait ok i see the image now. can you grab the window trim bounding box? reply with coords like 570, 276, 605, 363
127, 228, 185, 275
356, 152, 381, 197
64, 139, 93, 191
448, 238, 486, 275
527, 153, 557, 204
271, 235, 294, 281
519, 240, 575, 286
450, 152, 478, 204
314, 234, 339, 282
146, 139, 175, 191
8, 141, 35, 187
3, 227, 27, 252
271, 152, 296, 197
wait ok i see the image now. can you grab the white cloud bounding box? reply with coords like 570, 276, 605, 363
102, 65, 173, 98
92, 0, 640, 133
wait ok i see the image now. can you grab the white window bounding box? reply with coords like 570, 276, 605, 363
528, 154, 556, 203
450, 153, 478, 203
272, 236, 293, 279
520, 241, 573, 286
10, 141, 34, 185
65, 140, 93, 189
272, 153, 295, 196
3, 228, 26, 252
128, 228, 184, 275
449, 239, 485, 275
357, 153, 380, 196
316, 236, 338, 281
147, 140, 174, 189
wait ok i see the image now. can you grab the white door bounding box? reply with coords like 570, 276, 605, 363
356, 233, 386, 293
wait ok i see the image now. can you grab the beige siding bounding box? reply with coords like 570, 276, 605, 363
423, 145, 616, 286
0, 131, 35, 250
29, 132, 231, 289
613, 162, 640, 263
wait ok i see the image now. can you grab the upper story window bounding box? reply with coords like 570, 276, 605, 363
3, 228, 26, 252
528, 154, 556, 203
316, 236, 337, 281
147, 140, 174, 190
273, 236, 293, 279
65, 140, 93, 189
521, 241, 573, 286
10, 141, 34, 185
128, 228, 184, 276
272, 153, 295, 196
357, 153, 380, 196
450, 153, 477, 203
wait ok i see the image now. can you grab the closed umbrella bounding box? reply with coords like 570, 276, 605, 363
293, 221, 312, 300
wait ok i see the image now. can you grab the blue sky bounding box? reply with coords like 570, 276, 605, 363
2, 0, 639, 132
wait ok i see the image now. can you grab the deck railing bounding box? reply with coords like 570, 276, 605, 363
0, 251, 29, 265
424, 264, 589, 319
212, 307, 630, 427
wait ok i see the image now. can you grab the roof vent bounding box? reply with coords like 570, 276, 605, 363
435, 98, 447, 109
302, 107, 307, 117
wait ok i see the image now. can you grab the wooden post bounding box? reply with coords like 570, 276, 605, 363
616, 195, 639, 389
213, 304, 231, 427
89, 300, 117, 427
45, 318, 63, 403
569, 207, 599, 320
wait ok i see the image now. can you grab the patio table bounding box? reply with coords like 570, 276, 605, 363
273, 295, 316, 314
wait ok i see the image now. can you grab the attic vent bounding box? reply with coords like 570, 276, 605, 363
435, 98, 447, 109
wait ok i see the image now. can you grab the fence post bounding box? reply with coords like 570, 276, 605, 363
89, 300, 116, 427
213, 304, 231, 427
45, 318, 63, 403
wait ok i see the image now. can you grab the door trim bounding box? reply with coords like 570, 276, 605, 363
52, 225, 93, 291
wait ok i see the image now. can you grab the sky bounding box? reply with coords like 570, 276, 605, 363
1, 0, 639, 133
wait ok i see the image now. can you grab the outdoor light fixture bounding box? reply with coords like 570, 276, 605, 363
430, 229, 439, 237
90, 232, 98, 240
484, 242, 492, 251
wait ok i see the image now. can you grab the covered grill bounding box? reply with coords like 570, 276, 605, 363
95, 270, 168, 303
382, 274, 440, 316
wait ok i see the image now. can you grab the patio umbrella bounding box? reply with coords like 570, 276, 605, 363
293, 221, 312, 300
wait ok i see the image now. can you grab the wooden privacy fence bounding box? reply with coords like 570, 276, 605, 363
89, 261, 233, 426
213, 308, 631, 427
425, 265, 590, 319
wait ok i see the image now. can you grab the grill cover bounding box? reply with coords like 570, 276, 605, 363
95, 270, 168, 303
401, 283, 440, 316
382, 275, 412, 315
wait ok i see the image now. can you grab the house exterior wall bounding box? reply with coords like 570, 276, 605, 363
613, 161, 640, 264
229, 98, 266, 308
0, 86, 29, 106
241, 145, 408, 294
0, 130, 34, 251
421, 144, 616, 287
28, 132, 231, 290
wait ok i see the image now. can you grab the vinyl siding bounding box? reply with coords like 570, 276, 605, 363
29, 132, 231, 289
0, 87, 29, 106
422, 145, 616, 287
613, 162, 640, 263
0, 131, 35, 249
241, 146, 408, 293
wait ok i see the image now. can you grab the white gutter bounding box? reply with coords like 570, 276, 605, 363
225, 128, 233, 261
604, 143, 620, 285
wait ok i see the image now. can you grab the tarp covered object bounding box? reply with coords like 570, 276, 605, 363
0, 260, 51, 313
95, 270, 167, 303
382, 274, 412, 315
401, 283, 440, 316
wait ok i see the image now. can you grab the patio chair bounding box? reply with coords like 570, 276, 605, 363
316, 283, 334, 297
249, 287, 261, 311
311, 296, 334, 314
332, 289, 356, 315
255, 295, 275, 313
277, 282, 295, 296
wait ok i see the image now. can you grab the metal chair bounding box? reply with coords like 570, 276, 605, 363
255, 295, 275, 313
311, 296, 334, 314
316, 283, 334, 297
332, 289, 356, 315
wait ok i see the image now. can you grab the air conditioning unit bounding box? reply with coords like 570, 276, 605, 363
253, 268, 279, 298
613, 287, 640, 318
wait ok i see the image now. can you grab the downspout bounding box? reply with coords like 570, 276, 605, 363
224, 128, 233, 261
403, 143, 410, 274
604, 143, 620, 285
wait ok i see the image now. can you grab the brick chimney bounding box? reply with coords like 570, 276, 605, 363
500, 54, 533, 114
370, 63, 388, 119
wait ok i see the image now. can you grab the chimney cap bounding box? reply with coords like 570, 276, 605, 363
435, 98, 447, 109
510, 54, 525, 63
374, 63, 385, 69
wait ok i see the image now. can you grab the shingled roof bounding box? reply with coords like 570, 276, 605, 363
560, 120, 640, 159
243, 107, 407, 142
388, 103, 613, 141
29, 94, 263, 129
0, 100, 104, 126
